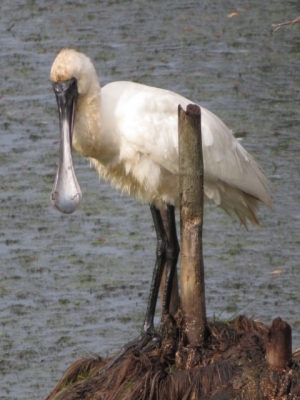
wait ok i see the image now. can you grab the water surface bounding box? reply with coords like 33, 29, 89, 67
0, 1, 300, 399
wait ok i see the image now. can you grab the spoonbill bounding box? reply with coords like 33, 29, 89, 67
50, 48, 272, 353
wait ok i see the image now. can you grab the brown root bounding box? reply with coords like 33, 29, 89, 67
46, 315, 300, 400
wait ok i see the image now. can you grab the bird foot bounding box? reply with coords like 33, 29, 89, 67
100, 330, 162, 373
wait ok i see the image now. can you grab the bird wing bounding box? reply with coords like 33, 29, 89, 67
108, 82, 181, 174
102, 82, 272, 215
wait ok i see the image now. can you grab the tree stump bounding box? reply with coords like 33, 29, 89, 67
266, 317, 292, 369
178, 104, 207, 346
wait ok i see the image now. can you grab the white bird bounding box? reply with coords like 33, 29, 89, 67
50, 48, 272, 354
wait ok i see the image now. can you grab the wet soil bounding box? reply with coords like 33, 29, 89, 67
0, 1, 300, 399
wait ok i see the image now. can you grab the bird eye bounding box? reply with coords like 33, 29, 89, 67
52, 83, 61, 94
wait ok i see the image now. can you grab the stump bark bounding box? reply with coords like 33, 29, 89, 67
178, 104, 207, 346
266, 317, 292, 369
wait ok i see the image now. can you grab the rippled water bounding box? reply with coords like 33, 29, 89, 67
0, 1, 300, 399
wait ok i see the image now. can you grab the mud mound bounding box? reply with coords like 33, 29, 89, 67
46, 315, 300, 400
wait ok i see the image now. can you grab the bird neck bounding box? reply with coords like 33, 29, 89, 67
72, 81, 121, 168
72, 86, 104, 159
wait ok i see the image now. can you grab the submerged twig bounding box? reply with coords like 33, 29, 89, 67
272, 15, 300, 33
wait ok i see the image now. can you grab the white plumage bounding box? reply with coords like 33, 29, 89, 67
50, 48, 272, 228
49, 49, 274, 357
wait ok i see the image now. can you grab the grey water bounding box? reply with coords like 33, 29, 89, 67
0, 1, 300, 399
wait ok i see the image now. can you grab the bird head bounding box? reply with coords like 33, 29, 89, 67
50, 48, 97, 96
50, 49, 91, 214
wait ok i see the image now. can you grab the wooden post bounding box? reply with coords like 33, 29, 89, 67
178, 104, 207, 346
266, 317, 292, 369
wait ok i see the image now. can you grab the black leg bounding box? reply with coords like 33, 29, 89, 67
100, 204, 177, 373
142, 204, 168, 334
161, 204, 179, 316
